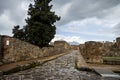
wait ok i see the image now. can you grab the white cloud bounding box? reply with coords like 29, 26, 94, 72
104, 4, 120, 24
0, 11, 14, 26
51, 34, 112, 44
0, 11, 15, 36
113, 23, 120, 36
0, 0, 120, 42
52, 0, 120, 25
57, 17, 116, 38
52, 34, 85, 43
0, 0, 30, 36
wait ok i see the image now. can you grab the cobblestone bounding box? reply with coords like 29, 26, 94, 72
3, 50, 101, 80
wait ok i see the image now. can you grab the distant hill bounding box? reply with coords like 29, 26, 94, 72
69, 41, 80, 45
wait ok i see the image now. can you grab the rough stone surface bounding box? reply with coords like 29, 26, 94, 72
79, 38, 120, 64
3, 51, 101, 80
80, 41, 103, 63
70, 45, 79, 50
101, 40, 120, 57
54, 41, 70, 49
1, 36, 69, 63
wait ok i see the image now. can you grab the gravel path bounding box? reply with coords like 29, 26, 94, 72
3, 50, 101, 80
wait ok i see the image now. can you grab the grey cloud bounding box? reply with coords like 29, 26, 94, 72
0, 0, 120, 36
114, 23, 120, 35
71, 0, 120, 19
0, 26, 7, 31
52, 0, 120, 25
0, 18, 13, 36
52, 0, 72, 6
0, 0, 32, 36
0, 0, 22, 14
0, 0, 32, 25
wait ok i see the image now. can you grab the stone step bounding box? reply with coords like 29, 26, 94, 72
94, 68, 120, 79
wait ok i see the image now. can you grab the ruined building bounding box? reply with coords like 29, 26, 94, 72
54, 41, 70, 49
79, 41, 103, 63
79, 37, 120, 64
103, 37, 120, 57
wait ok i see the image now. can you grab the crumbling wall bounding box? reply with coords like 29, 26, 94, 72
79, 41, 103, 63
54, 41, 70, 49
79, 37, 120, 64
103, 40, 120, 57
70, 45, 79, 50
1, 36, 69, 63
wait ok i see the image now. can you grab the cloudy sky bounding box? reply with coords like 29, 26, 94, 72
0, 0, 120, 43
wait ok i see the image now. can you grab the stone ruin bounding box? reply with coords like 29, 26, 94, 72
70, 45, 79, 50
79, 41, 103, 63
79, 37, 120, 64
103, 38, 120, 57
0, 35, 70, 64
0, 34, 120, 65
54, 41, 70, 50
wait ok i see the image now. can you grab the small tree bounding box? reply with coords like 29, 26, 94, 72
13, 0, 60, 47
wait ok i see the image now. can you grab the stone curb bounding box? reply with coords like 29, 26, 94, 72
2, 51, 69, 75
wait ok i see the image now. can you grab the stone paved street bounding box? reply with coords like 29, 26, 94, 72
3, 50, 101, 80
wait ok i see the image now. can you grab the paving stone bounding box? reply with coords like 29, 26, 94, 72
3, 50, 101, 80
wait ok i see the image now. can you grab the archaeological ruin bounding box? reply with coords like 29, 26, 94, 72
0, 35, 120, 80
0, 35, 70, 64
79, 41, 103, 63
79, 37, 120, 64
0, 35, 120, 65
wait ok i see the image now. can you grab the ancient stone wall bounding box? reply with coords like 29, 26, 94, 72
79, 41, 104, 63
1, 36, 69, 63
70, 45, 79, 50
79, 38, 120, 64
103, 40, 120, 57
54, 41, 70, 49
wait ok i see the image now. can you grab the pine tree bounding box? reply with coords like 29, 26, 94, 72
13, 0, 60, 47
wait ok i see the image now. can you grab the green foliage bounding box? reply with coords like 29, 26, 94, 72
12, 25, 25, 40
12, 0, 60, 47
103, 57, 120, 60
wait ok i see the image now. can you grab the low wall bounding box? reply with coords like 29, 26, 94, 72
70, 45, 79, 50
1, 36, 68, 63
